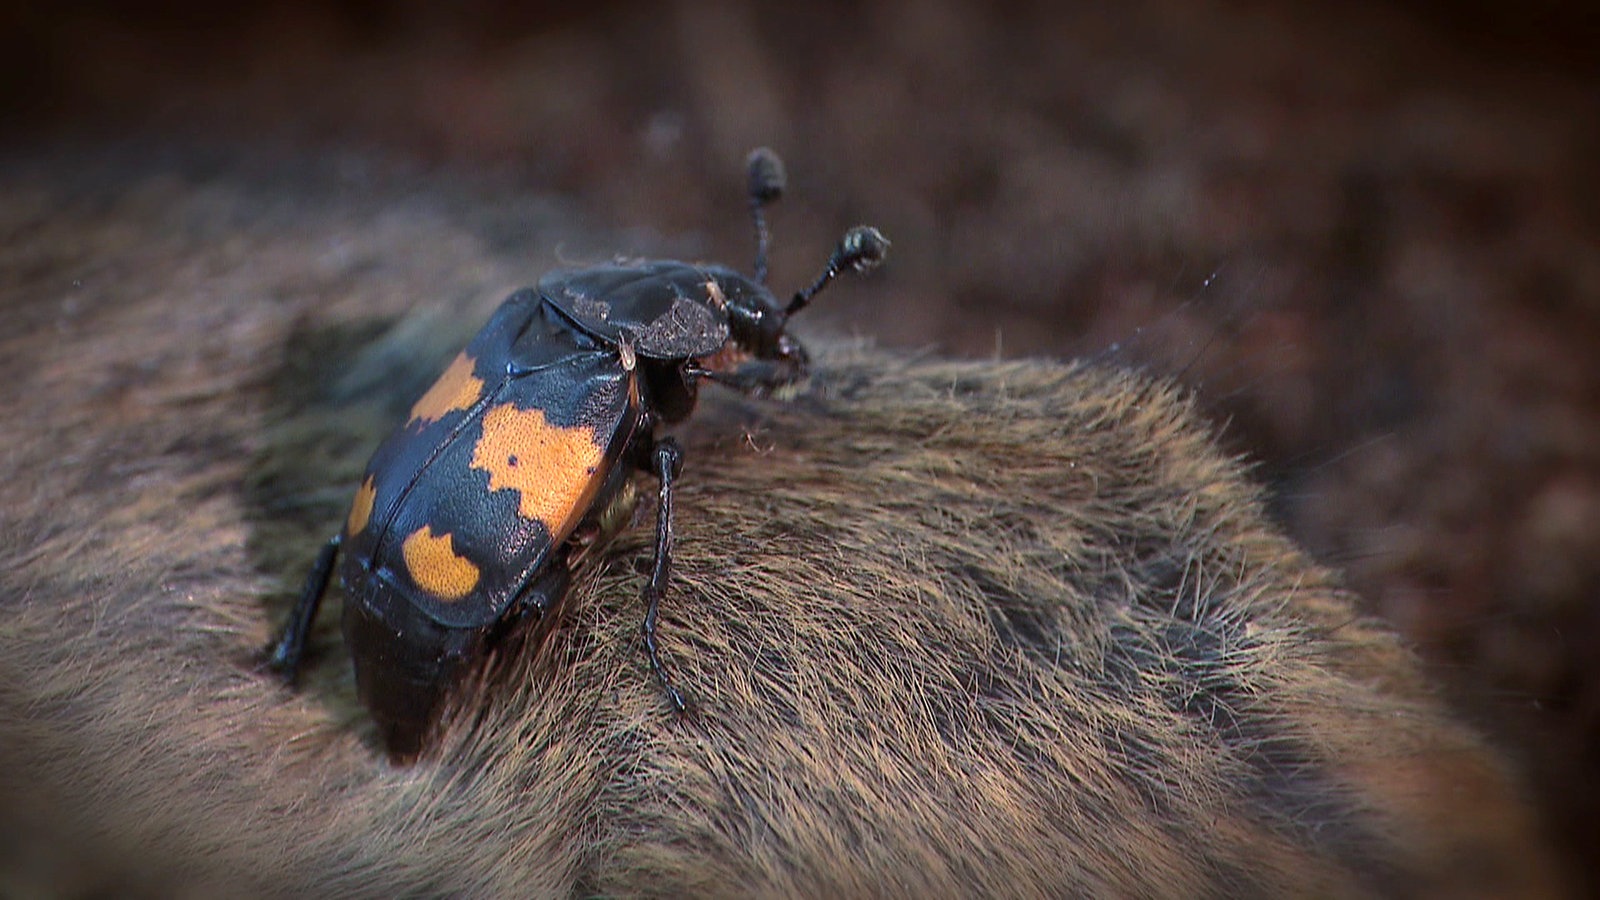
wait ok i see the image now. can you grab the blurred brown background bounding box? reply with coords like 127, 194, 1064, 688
4, 0, 1597, 887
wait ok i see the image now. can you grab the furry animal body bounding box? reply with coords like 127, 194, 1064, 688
0, 142, 1567, 897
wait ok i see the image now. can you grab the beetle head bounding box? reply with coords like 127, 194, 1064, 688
717, 273, 803, 363
685, 272, 806, 394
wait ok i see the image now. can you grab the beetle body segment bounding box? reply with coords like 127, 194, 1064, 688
265, 150, 888, 759
344, 293, 647, 630
330, 266, 764, 753
334, 292, 653, 753
541, 261, 735, 359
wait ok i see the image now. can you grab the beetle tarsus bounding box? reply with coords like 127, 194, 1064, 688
643, 438, 689, 713
643, 586, 688, 714
265, 534, 341, 686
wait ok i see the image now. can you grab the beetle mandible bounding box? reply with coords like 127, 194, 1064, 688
265, 149, 889, 759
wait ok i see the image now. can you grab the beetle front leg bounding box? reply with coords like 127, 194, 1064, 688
684, 355, 807, 398
642, 437, 689, 714
264, 534, 341, 686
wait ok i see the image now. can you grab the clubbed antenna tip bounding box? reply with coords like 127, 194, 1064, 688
834, 225, 890, 275
746, 148, 787, 284
786, 224, 891, 317
746, 147, 787, 205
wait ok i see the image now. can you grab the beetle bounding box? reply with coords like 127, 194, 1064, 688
265, 148, 889, 759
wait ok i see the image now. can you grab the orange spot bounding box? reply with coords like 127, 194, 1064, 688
408, 352, 484, 425
471, 403, 604, 535
345, 476, 376, 537
401, 525, 480, 601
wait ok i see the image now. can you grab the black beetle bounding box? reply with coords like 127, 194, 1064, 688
265, 149, 888, 759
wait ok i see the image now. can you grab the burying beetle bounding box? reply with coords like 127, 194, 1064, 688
265, 149, 888, 759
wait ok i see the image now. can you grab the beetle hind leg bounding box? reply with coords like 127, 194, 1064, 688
264, 534, 341, 687
642, 437, 689, 714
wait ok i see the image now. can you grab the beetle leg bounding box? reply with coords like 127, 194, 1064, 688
264, 534, 341, 687
642, 437, 689, 714
684, 357, 806, 398
510, 551, 571, 622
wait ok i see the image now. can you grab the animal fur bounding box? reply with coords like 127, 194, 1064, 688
0, 141, 1569, 897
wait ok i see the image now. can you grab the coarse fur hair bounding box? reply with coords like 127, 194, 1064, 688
0, 141, 1569, 897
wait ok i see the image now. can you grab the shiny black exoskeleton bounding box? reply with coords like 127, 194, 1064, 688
266, 149, 889, 759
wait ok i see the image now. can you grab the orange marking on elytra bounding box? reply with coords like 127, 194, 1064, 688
401, 525, 480, 601
471, 403, 605, 536
408, 352, 485, 425
345, 476, 376, 537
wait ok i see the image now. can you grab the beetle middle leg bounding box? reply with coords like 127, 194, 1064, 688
642, 437, 688, 713
264, 534, 341, 686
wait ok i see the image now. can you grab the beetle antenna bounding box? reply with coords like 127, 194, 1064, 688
786, 225, 889, 316
746, 147, 786, 285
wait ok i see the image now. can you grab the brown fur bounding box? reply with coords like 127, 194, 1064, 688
0, 141, 1569, 897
